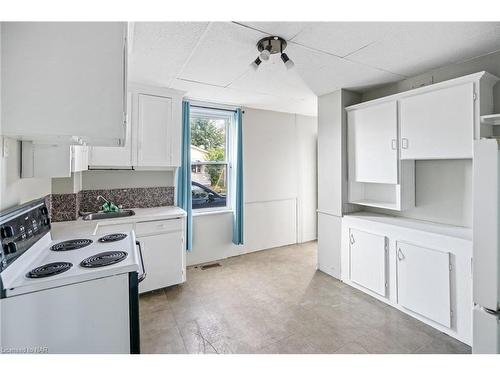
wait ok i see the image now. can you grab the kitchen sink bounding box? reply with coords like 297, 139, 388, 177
81, 210, 135, 221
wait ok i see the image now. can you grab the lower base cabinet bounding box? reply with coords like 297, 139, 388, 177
396, 242, 451, 327
341, 214, 472, 344
349, 229, 387, 296
138, 232, 184, 293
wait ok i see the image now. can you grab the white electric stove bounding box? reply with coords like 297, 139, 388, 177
0, 198, 145, 354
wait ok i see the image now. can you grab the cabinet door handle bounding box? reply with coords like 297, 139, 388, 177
391, 139, 397, 150
350, 233, 355, 245
397, 248, 405, 261
401, 138, 409, 149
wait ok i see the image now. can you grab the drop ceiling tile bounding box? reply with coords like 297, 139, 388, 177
229, 53, 316, 100
348, 22, 500, 76
236, 22, 305, 40
129, 22, 210, 86
179, 22, 267, 87
286, 43, 403, 96
291, 22, 402, 57
170, 78, 317, 116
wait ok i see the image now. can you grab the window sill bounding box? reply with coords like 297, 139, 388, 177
192, 208, 234, 217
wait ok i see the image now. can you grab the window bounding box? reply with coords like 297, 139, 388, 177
190, 107, 232, 210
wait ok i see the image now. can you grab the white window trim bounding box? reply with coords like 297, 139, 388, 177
190, 106, 235, 212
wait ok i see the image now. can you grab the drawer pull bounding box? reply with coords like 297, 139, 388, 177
350, 233, 355, 245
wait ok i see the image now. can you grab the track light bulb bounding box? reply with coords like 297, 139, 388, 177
281, 53, 295, 70
260, 45, 272, 61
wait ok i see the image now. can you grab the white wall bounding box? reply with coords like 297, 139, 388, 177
0, 138, 52, 210
358, 50, 500, 227
296, 114, 318, 242
187, 107, 317, 266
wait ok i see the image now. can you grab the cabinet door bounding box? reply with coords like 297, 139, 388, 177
349, 228, 387, 296
396, 241, 451, 327
89, 92, 133, 168
136, 94, 172, 167
399, 83, 474, 159
348, 101, 398, 184
138, 232, 184, 293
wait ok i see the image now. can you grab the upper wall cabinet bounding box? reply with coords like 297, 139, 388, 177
136, 94, 174, 167
1, 22, 128, 146
89, 84, 183, 169
345, 72, 498, 211
399, 83, 474, 160
348, 101, 398, 184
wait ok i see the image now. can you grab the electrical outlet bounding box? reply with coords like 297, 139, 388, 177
2, 137, 9, 158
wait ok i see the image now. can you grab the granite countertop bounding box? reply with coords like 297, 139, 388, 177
51, 206, 186, 239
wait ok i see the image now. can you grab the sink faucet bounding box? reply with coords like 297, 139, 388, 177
96, 195, 119, 212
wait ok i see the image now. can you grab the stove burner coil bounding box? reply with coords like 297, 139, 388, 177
98, 233, 128, 243
50, 239, 93, 251
80, 251, 128, 268
26, 262, 73, 278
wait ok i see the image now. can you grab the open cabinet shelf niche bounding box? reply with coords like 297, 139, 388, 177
348, 160, 415, 211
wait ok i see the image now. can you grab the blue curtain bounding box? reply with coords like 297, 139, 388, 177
232, 109, 244, 245
176, 101, 193, 251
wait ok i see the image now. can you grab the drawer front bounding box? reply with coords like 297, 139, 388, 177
95, 222, 134, 235
135, 218, 182, 237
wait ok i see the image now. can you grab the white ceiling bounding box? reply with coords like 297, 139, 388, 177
129, 22, 500, 116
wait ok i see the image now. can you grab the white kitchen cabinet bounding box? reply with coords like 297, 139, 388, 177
136, 94, 173, 167
138, 232, 184, 293
399, 83, 474, 160
346, 100, 414, 212
1, 22, 127, 146
349, 228, 387, 296
21, 142, 88, 178
341, 213, 472, 344
347, 101, 398, 184
396, 241, 451, 327
89, 85, 183, 169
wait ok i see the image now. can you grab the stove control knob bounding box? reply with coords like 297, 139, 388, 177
4, 242, 17, 255
40, 206, 49, 216
1, 226, 14, 239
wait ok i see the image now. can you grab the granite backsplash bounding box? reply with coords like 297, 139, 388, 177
47, 186, 175, 222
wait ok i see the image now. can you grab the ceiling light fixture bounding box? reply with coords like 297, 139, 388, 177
250, 36, 295, 71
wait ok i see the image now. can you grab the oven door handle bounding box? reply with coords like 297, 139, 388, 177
135, 241, 146, 283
